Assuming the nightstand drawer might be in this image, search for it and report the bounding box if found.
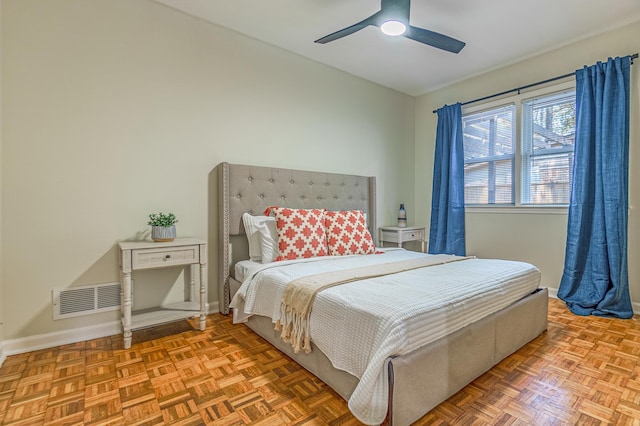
[381,228,424,243]
[404,229,424,241]
[131,245,200,270]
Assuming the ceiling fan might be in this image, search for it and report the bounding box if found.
[314,0,465,54]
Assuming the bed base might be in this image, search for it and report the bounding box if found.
[243,286,548,426]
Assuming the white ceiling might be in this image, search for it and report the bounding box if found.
[153,0,640,96]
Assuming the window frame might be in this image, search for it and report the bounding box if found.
[462,81,575,214]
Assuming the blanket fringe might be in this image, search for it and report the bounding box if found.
[275,303,312,353]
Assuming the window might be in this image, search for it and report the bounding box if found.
[462,84,576,207]
[521,92,575,204]
[463,105,515,204]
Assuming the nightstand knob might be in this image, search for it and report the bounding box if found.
[165,254,171,259]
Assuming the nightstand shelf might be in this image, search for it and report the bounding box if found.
[130,301,202,330]
[118,238,207,349]
[379,226,425,252]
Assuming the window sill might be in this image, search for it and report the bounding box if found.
[465,205,568,215]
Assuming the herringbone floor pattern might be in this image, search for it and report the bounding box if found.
[1,298,639,425]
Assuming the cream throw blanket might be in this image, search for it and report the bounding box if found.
[274,254,470,353]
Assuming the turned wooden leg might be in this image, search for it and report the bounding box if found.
[199,263,207,331]
[122,271,133,349]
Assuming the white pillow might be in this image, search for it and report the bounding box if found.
[257,220,278,263]
[242,213,277,263]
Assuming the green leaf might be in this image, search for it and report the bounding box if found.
[147,212,178,227]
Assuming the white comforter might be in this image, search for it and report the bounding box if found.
[230,248,540,425]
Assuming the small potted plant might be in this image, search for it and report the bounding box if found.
[148,212,178,242]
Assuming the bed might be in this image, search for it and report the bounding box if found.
[216,162,548,425]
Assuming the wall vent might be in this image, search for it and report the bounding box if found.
[53,282,121,320]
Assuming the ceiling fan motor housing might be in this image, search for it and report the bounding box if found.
[380,0,411,25]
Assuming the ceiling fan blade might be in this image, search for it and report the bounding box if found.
[315,12,381,44]
[405,26,465,53]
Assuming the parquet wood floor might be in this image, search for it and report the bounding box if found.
[1,297,640,425]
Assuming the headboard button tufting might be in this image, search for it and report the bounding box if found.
[269,178,274,183]
[248,176,253,181]
[290,180,295,184]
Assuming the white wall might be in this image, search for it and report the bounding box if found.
[1,0,414,342]
[415,21,640,301]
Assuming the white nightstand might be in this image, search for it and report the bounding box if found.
[118,238,207,349]
[379,226,425,252]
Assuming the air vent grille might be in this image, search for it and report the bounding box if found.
[60,288,95,315]
[53,282,121,320]
[97,284,121,309]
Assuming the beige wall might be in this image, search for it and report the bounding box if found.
[1,0,414,340]
[0,0,4,347]
[415,21,640,301]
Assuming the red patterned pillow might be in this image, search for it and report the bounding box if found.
[324,210,376,256]
[264,207,328,261]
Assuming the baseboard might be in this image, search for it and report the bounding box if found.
[0,301,220,367]
[0,342,5,368]
[2,320,122,360]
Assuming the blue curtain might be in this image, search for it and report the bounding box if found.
[558,56,633,318]
[428,103,466,256]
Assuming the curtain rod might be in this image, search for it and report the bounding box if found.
[432,53,639,114]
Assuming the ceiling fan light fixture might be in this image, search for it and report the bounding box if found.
[380,20,406,36]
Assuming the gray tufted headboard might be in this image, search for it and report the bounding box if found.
[217,162,376,314]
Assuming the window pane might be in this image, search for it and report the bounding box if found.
[528,153,573,204]
[463,105,514,160]
[464,159,513,204]
[464,162,488,204]
[522,91,575,205]
[463,105,515,204]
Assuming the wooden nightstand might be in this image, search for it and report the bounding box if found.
[118,238,207,349]
[379,226,425,252]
